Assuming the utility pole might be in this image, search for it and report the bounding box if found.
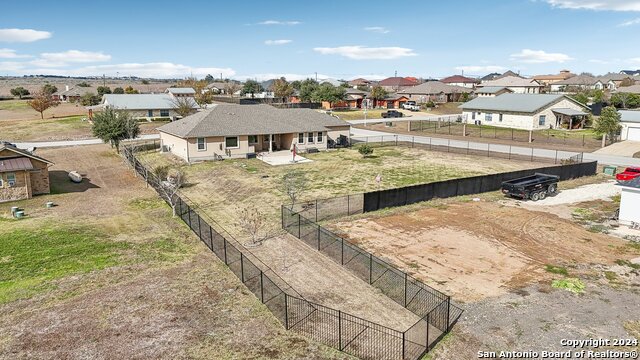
[394,70,397,77]
[315,72,317,81]
[102,74,106,86]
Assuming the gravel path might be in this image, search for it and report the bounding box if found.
[526,180,620,206]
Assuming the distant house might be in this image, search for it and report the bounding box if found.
[481,72,502,81]
[475,86,513,97]
[479,76,543,94]
[323,89,369,109]
[205,82,242,95]
[52,85,95,102]
[101,92,199,121]
[398,81,472,103]
[459,93,590,130]
[376,94,410,109]
[550,75,603,92]
[157,104,351,162]
[597,74,634,91]
[615,85,640,94]
[0,143,53,202]
[348,78,371,88]
[378,77,418,92]
[620,70,640,76]
[165,87,196,97]
[619,110,640,141]
[533,70,575,86]
[440,75,479,88]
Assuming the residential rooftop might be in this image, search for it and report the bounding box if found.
[398,81,470,95]
[102,94,198,110]
[459,93,584,113]
[620,110,640,123]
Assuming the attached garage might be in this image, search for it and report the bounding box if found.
[620,110,640,141]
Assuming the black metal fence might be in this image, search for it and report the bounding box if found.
[121,143,458,360]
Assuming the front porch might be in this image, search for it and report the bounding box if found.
[552,108,589,129]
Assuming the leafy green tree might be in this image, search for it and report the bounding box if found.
[369,85,388,107]
[591,89,605,103]
[571,92,589,105]
[92,107,140,150]
[272,77,294,102]
[593,106,622,142]
[311,83,346,109]
[204,74,214,83]
[358,144,374,158]
[291,80,302,90]
[113,87,125,94]
[10,87,29,99]
[76,81,91,87]
[611,93,640,109]
[97,86,112,96]
[242,80,262,98]
[124,86,139,94]
[80,93,101,106]
[43,84,58,95]
[298,78,319,102]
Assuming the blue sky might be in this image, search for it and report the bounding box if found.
[1,0,640,80]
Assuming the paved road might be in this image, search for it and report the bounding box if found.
[346,114,462,125]
[351,127,640,167]
[14,134,160,149]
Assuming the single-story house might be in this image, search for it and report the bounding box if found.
[532,70,575,86]
[475,86,513,97]
[323,89,369,109]
[398,81,472,103]
[618,177,640,227]
[597,73,635,91]
[101,93,199,121]
[550,75,603,92]
[166,87,196,97]
[440,75,479,89]
[157,104,351,162]
[459,93,590,130]
[0,143,53,202]
[619,110,640,141]
[615,85,640,94]
[378,77,419,92]
[52,86,96,102]
[479,76,543,94]
[376,94,410,109]
[348,78,371,88]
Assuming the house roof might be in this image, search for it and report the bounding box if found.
[320,78,343,87]
[166,87,196,94]
[102,94,198,110]
[552,108,587,116]
[481,72,502,81]
[379,77,418,87]
[345,88,369,96]
[480,76,542,88]
[496,70,523,79]
[620,110,640,123]
[597,73,632,82]
[533,70,575,81]
[398,81,471,95]
[53,87,96,97]
[0,157,34,173]
[157,104,349,138]
[554,75,600,86]
[206,82,229,89]
[459,93,587,113]
[620,70,640,76]
[440,75,478,84]
[615,85,640,94]
[475,86,512,94]
[348,78,370,86]
[0,143,54,166]
[383,93,409,100]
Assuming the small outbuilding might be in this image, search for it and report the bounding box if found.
[0,143,53,202]
[618,178,640,227]
[619,110,640,141]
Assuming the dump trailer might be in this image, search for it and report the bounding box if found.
[501,173,559,201]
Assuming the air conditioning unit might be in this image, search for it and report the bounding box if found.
[8,181,15,187]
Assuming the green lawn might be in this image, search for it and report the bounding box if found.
[0,99,30,111]
[332,109,396,121]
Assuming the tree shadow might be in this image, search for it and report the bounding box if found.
[49,170,100,194]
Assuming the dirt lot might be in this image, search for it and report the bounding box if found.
[0,145,346,359]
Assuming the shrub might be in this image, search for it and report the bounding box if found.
[545,264,568,276]
[551,278,585,293]
[358,144,374,157]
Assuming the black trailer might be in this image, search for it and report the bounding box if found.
[500,173,559,201]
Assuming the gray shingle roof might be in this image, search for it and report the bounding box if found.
[615,85,640,94]
[157,104,349,138]
[459,94,582,113]
[481,76,542,88]
[398,81,470,95]
[102,94,198,110]
[554,75,600,86]
[475,86,511,94]
[620,110,640,123]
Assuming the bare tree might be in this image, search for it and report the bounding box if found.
[235,206,272,247]
[153,165,186,216]
[28,88,59,119]
[224,82,241,98]
[280,170,307,210]
[171,96,196,118]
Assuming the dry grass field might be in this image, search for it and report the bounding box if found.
[0,145,348,359]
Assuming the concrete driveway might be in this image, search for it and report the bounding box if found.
[594,140,640,157]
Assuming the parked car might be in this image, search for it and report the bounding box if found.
[381,110,404,118]
[501,173,559,201]
[616,167,640,182]
[402,101,419,111]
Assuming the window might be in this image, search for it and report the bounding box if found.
[317,132,323,143]
[148,110,154,117]
[160,109,169,117]
[472,112,476,120]
[499,114,503,122]
[225,136,239,148]
[539,115,546,126]
[485,113,493,122]
[263,135,270,142]
[197,137,206,151]
[248,135,258,144]
[7,173,16,187]
[298,133,304,144]
[308,132,314,143]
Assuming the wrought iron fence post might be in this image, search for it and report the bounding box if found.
[209,225,213,250]
[369,253,373,284]
[315,199,318,222]
[341,238,344,265]
[402,332,406,359]
[240,253,245,282]
[197,214,202,239]
[284,294,289,330]
[447,139,450,152]
[347,194,350,216]
[260,271,264,303]
[223,238,228,264]
[530,147,534,162]
[555,150,558,164]
[429,137,432,150]
[404,272,408,307]
[188,206,192,228]
[338,310,343,350]
[317,225,321,250]
[426,312,431,352]
[298,214,301,239]
[446,296,451,331]
[412,136,415,148]
[487,143,490,157]
[508,145,511,160]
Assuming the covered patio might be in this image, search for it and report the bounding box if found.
[552,108,589,129]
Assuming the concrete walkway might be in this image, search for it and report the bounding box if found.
[14,134,160,149]
[257,150,311,165]
[594,140,640,157]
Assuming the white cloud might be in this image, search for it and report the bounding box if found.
[0,28,52,42]
[618,17,640,26]
[364,26,390,34]
[258,20,301,25]
[313,46,417,60]
[510,49,573,63]
[0,61,27,71]
[264,39,292,45]
[40,50,111,63]
[627,57,640,63]
[545,0,640,11]
[454,65,506,73]
[588,59,609,64]
[0,48,31,59]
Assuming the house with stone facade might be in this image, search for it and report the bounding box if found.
[0,143,53,202]
[101,90,199,121]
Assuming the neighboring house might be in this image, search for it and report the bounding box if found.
[378,77,418,92]
[533,70,575,86]
[440,75,479,88]
[52,85,96,102]
[475,86,513,97]
[597,73,634,91]
[619,110,640,141]
[157,104,351,162]
[459,93,590,130]
[323,89,369,109]
[550,75,603,92]
[0,143,53,202]
[620,70,640,76]
[479,76,543,94]
[481,70,523,83]
[376,94,410,109]
[348,78,371,88]
[206,82,242,95]
[320,78,344,87]
[398,81,472,103]
[101,93,199,121]
[165,87,196,97]
[618,177,640,227]
[615,85,640,94]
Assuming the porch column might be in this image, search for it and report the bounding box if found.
[269,134,273,153]
[569,117,573,130]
